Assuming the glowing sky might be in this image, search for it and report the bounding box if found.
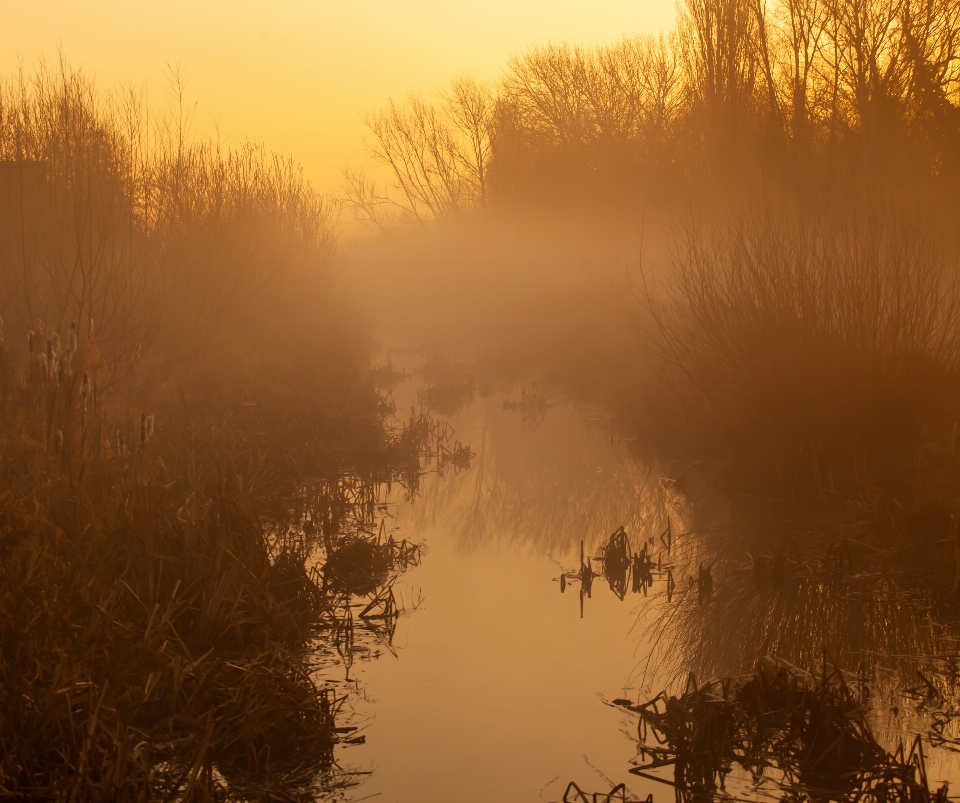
[0,1,675,193]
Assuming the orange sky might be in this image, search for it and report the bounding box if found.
[0,1,675,193]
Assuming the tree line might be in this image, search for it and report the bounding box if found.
[351,0,960,222]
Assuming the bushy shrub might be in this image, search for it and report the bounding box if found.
[640,205,960,503]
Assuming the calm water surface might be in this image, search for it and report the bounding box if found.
[316,382,667,802]
[311,370,960,802]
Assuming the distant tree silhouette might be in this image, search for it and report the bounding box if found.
[355,0,960,218]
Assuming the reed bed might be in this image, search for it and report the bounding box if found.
[0,334,433,800]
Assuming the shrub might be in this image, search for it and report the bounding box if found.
[640,205,960,503]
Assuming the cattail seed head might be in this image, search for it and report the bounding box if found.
[67,322,78,353]
[145,414,155,441]
[28,330,35,353]
[88,318,94,337]
[80,372,90,411]
[63,342,74,376]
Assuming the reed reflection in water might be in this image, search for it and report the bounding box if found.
[397,390,673,558]
[629,501,960,795]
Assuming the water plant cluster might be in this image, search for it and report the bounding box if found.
[0,61,440,802]
[625,657,950,802]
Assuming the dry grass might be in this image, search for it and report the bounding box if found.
[0,341,432,800]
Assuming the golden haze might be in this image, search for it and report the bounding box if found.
[0,0,675,192]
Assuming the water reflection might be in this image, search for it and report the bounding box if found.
[652,558,945,680]
[627,660,951,803]
[312,369,960,802]
[267,403,462,799]
[399,391,672,557]
[615,475,960,798]
[502,384,554,431]
[330,381,661,802]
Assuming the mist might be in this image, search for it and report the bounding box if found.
[2,1,960,800]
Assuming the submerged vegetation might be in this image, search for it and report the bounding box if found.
[626,658,951,802]
[567,506,960,799]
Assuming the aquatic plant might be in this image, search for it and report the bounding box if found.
[624,657,950,802]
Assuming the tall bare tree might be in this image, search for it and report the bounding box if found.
[350,82,495,224]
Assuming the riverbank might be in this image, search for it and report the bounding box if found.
[0,339,432,800]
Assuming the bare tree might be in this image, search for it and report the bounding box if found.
[775,0,828,153]
[440,78,495,208]
[0,59,159,380]
[0,58,336,373]
[350,83,495,225]
[347,1,960,210]
[680,0,760,123]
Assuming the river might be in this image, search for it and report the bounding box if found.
[310,364,960,803]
